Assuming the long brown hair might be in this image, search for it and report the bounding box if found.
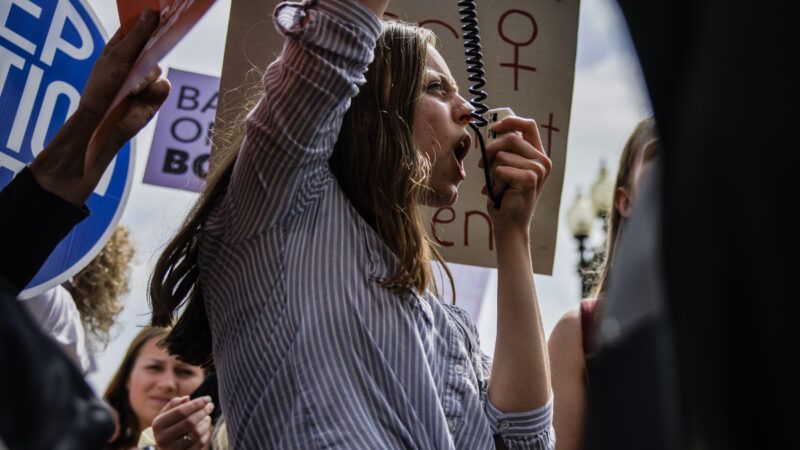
[593,117,657,298]
[103,327,168,450]
[150,21,453,366]
[330,21,452,295]
[149,76,259,366]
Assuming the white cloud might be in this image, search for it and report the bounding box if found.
[575,0,638,70]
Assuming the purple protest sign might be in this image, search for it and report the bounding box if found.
[143,68,219,192]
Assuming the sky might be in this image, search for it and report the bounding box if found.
[81,0,652,392]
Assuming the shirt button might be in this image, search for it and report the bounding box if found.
[454,365,464,375]
[499,420,511,431]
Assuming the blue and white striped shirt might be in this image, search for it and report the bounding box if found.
[199,1,554,448]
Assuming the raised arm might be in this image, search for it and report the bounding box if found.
[31,9,168,208]
[481,116,554,448]
[223,0,382,235]
[486,116,552,407]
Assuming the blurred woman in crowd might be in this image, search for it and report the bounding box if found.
[19,226,135,375]
[103,327,210,450]
[548,117,659,450]
[68,225,135,352]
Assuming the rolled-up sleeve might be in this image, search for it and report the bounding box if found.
[485,395,555,450]
[447,303,556,449]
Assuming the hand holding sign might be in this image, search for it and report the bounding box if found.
[85,0,218,174]
[30,10,170,207]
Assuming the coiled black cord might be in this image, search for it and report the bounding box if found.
[458,0,501,208]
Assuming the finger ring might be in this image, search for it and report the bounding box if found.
[182,434,193,442]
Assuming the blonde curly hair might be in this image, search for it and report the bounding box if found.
[68,225,135,351]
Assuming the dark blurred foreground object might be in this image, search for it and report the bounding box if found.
[0,10,167,448]
[0,278,115,449]
[584,165,683,449]
[0,168,88,293]
[0,169,114,448]
[585,1,790,449]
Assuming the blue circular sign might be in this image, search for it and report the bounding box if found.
[0,0,134,299]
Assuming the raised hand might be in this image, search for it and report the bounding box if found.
[30,9,169,206]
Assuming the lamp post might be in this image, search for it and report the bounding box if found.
[567,161,615,298]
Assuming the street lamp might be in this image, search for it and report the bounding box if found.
[567,160,615,298]
[591,161,614,224]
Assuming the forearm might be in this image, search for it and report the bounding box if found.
[489,227,551,412]
[0,167,88,293]
[225,0,382,234]
[250,0,381,161]
[29,108,103,207]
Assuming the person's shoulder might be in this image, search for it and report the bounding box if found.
[548,307,585,368]
[550,308,581,340]
[440,301,473,324]
[47,285,80,322]
[20,285,76,325]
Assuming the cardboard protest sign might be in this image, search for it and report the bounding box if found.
[85,0,217,173]
[143,68,218,192]
[214,0,580,275]
[117,0,161,34]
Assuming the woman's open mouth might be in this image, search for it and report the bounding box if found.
[453,134,472,179]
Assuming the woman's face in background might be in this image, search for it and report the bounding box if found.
[126,337,204,431]
[628,135,660,202]
[413,45,475,207]
[616,133,660,218]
